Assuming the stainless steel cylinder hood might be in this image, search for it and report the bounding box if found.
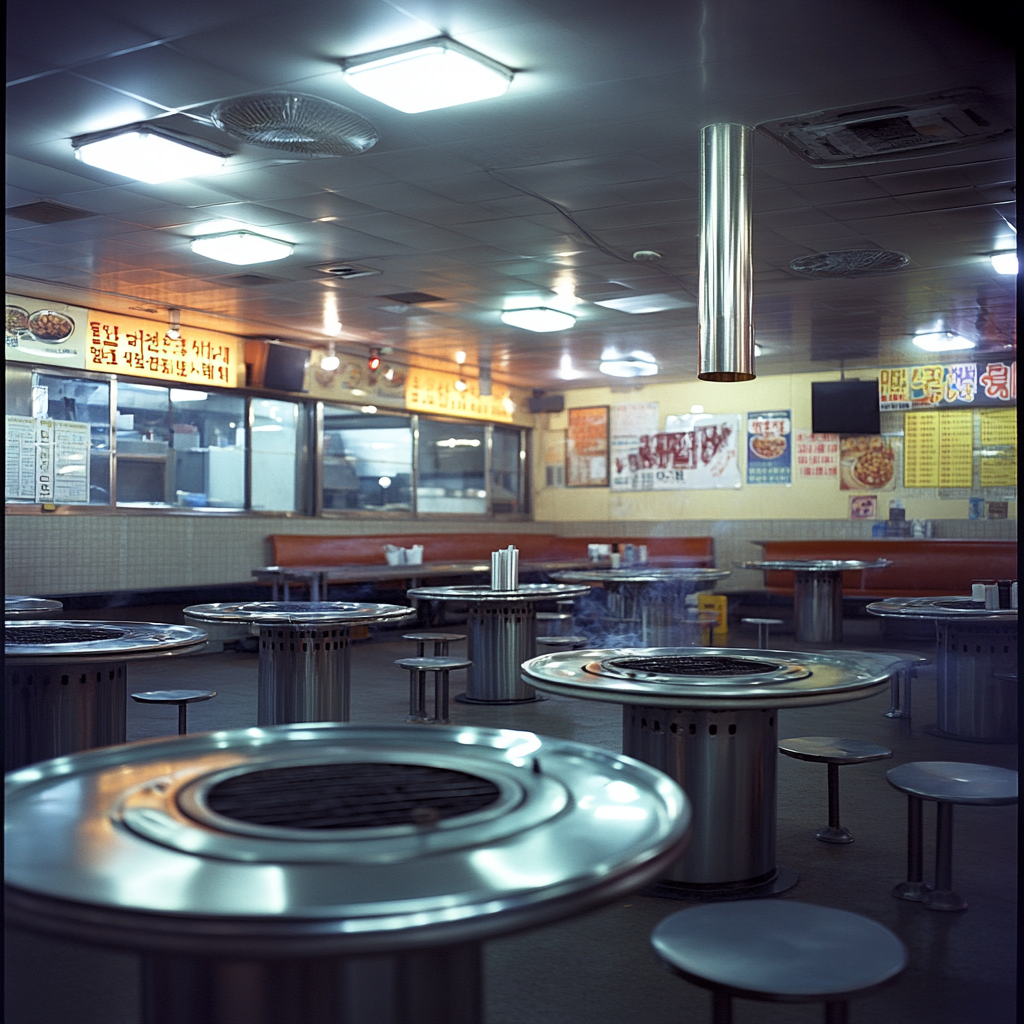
[698,123,755,382]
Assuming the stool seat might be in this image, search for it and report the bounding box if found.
[652,900,906,1008]
[741,617,785,626]
[395,657,470,724]
[130,689,217,705]
[537,635,588,649]
[401,633,466,644]
[780,737,893,765]
[741,617,784,649]
[394,656,472,671]
[887,761,1018,805]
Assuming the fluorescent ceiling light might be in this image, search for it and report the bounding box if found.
[594,293,693,314]
[500,307,576,332]
[912,332,976,352]
[190,231,293,265]
[342,37,513,113]
[990,252,1018,275]
[599,351,659,378]
[73,126,225,184]
[320,353,340,371]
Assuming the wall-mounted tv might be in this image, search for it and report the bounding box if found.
[811,379,880,435]
[263,343,309,393]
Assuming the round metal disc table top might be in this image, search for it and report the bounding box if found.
[5,596,63,618]
[521,647,898,710]
[550,568,731,585]
[739,559,892,573]
[4,620,208,664]
[183,600,414,625]
[866,596,1018,622]
[4,723,691,956]
[406,583,589,603]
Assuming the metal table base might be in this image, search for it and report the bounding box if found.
[258,624,353,725]
[460,601,541,704]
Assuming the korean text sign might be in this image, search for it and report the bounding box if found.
[879,360,1016,410]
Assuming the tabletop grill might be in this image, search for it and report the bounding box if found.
[6,625,126,645]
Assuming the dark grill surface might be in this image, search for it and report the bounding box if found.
[203,763,501,829]
[5,626,126,645]
[604,655,780,676]
[259,602,349,612]
[935,599,985,610]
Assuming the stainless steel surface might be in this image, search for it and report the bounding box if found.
[408,584,588,704]
[698,123,754,383]
[5,596,63,619]
[868,598,1018,742]
[5,723,692,951]
[185,602,414,726]
[743,559,891,644]
[523,647,892,890]
[5,620,208,662]
[552,568,731,585]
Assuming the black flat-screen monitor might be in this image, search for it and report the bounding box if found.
[264,343,309,392]
[811,379,880,435]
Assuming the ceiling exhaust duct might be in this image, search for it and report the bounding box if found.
[698,123,755,382]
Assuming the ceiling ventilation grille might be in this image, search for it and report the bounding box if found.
[6,201,97,223]
[788,249,910,277]
[759,89,1011,166]
[312,264,381,279]
[210,92,379,157]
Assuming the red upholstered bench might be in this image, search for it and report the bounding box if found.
[754,539,1016,599]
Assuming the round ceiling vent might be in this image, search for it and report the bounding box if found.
[210,92,379,156]
[788,249,910,277]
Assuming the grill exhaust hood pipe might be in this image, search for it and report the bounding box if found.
[698,123,755,382]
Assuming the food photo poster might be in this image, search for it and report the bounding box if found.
[746,410,791,485]
[839,435,897,492]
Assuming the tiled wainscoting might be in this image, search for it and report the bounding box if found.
[3,513,1016,596]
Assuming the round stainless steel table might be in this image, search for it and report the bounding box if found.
[867,597,1017,743]
[739,559,891,643]
[405,584,589,704]
[523,647,895,898]
[5,723,692,1024]
[550,568,731,646]
[3,620,208,771]
[184,601,413,726]
[5,596,63,619]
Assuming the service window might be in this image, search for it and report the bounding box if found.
[115,382,172,505]
[491,425,525,514]
[322,406,413,513]
[250,397,303,512]
[416,418,487,514]
[169,387,246,508]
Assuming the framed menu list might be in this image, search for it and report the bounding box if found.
[566,406,609,487]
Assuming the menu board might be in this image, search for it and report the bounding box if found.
[904,410,973,488]
[404,368,514,423]
[6,294,89,369]
[979,450,1017,487]
[5,416,37,500]
[979,408,1017,446]
[879,360,1016,410]
[566,407,609,487]
[4,415,90,503]
[793,431,839,478]
[85,311,241,387]
[746,410,791,485]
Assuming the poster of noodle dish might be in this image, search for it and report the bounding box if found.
[746,410,791,485]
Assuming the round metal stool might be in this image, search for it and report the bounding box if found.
[402,632,466,657]
[651,899,907,1024]
[395,656,471,723]
[779,737,893,843]
[131,689,217,735]
[887,761,1018,911]
[536,636,589,652]
[741,617,784,649]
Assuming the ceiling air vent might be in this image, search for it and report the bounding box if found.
[6,201,96,223]
[312,263,381,279]
[788,249,910,278]
[759,89,1011,166]
[210,92,379,157]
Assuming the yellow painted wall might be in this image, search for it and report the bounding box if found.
[533,370,1016,522]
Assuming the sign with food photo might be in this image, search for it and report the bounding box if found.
[839,435,897,491]
[5,294,88,369]
[746,410,791,485]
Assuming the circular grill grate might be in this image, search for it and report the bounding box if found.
[211,92,379,156]
[5,626,126,645]
[788,249,910,277]
[256,602,349,613]
[203,763,501,829]
[603,655,780,676]
[935,599,985,610]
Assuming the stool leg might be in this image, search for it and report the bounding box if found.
[416,641,426,657]
[905,667,915,720]
[892,795,934,901]
[757,623,768,648]
[816,763,853,844]
[408,669,428,722]
[435,669,451,724]
[884,669,903,717]
[824,1000,849,1024]
[924,803,967,912]
[177,704,187,736]
[711,990,732,1024]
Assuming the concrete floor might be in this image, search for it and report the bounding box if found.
[5,616,1018,1024]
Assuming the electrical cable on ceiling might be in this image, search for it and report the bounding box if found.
[484,168,695,295]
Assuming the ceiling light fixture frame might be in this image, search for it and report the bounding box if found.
[71,122,230,182]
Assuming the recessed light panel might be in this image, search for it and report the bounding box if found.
[501,308,575,332]
[190,231,293,265]
[912,332,975,353]
[990,253,1018,275]
[599,352,659,377]
[342,37,513,113]
[73,128,225,183]
[594,293,694,314]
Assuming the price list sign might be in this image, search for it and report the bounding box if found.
[793,431,839,478]
[903,412,938,487]
[904,410,973,488]
[937,411,973,487]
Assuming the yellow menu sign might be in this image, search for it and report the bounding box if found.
[904,410,973,488]
[404,368,514,423]
[980,408,1016,446]
[85,311,241,387]
[937,410,973,487]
